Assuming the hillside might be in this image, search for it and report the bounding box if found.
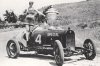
[55,0,96,25]
[40,0,98,28]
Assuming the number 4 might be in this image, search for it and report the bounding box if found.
[35,34,41,44]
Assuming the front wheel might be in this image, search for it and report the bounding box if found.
[83,39,96,60]
[6,40,20,58]
[54,40,64,66]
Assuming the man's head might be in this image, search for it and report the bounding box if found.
[29,1,34,7]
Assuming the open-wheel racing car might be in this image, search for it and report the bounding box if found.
[6,25,96,66]
[6,6,96,66]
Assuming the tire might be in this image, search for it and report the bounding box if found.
[83,39,96,60]
[54,40,64,66]
[6,40,20,58]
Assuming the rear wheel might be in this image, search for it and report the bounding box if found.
[6,40,20,58]
[83,39,96,60]
[54,40,64,66]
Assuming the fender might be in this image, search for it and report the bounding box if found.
[12,31,27,47]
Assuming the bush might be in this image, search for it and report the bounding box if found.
[76,23,88,29]
[89,22,100,28]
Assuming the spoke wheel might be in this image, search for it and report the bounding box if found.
[83,39,96,60]
[6,40,20,58]
[54,40,64,66]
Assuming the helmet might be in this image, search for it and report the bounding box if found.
[46,7,59,14]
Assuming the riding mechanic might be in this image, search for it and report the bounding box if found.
[23,2,60,43]
[23,1,45,42]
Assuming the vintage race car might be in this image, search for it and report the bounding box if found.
[6,25,96,66]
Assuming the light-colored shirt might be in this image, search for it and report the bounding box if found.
[27,7,37,14]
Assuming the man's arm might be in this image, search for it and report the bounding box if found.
[35,9,45,17]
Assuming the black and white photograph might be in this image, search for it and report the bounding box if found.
[0,0,100,66]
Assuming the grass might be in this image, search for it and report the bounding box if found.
[40,0,96,27]
[56,1,95,23]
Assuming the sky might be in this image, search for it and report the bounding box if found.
[0,0,86,19]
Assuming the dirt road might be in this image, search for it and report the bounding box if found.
[0,29,100,66]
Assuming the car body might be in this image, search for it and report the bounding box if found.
[6,25,96,66]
